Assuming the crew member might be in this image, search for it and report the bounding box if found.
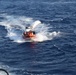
[23,27,35,38]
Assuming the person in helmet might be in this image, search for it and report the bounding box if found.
[26,27,31,32]
[23,27,36,38]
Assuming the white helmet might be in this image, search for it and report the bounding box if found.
[26,27,31,32]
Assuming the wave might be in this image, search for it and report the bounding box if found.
[41,1,76,5]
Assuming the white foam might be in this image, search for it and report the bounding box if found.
[0,14,61,43]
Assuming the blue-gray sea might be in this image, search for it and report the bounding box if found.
[0,0,76,75]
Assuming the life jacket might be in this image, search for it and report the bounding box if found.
[24,31,35,38]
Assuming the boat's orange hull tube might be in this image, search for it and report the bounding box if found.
[23,32,35,40]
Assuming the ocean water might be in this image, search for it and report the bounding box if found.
[0,0,76,75]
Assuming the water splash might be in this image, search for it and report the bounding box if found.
[0,14,61,43]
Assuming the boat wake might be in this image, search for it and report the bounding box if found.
[0,14,61,43]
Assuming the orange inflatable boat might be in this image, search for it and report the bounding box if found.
[23,31,36,40]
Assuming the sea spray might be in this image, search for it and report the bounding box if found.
[0,14,61,43]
